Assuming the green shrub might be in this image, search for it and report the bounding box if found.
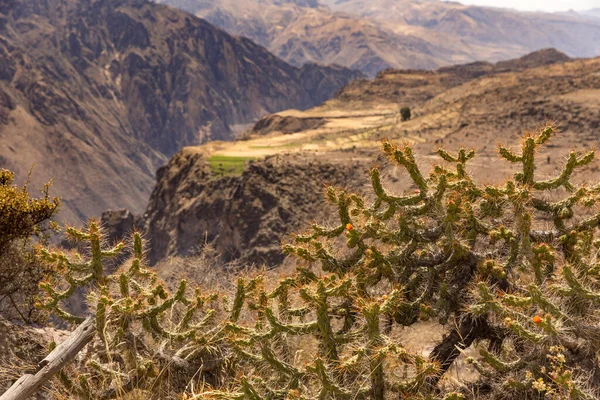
[0,169,59,252]
[400,106,411,121]
[0,169,59,323]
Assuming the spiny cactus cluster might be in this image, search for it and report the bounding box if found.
[37,125,600,399]
[38,223,225,398]
[284,126,600,398]
[204,270,437,399]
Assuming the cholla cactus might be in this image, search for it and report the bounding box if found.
[202,272,435,400]
[283,125,600,398]
[38,222,226,397]
[33,125,600,399]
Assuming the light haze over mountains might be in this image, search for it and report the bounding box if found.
[159,0,600,76]
[456,0,598,12]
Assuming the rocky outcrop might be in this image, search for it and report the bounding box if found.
[100,209,143,243]
[0,0,362,221]
[144,149,367,266]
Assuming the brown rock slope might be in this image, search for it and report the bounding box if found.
[143,51,600,267]
[144,149,367,265]
[0,0,362,221]
[405,58,600,155]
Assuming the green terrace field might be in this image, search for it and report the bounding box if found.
[207,155,256,176]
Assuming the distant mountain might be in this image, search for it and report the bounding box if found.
[159,0,455,76]
[0,0,362,221]
[159,0,600,76]
[581,8,600,19]
[324,0,600,58]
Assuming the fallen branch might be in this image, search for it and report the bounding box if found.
[0,317,95,400]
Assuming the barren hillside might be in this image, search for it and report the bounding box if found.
[0,0,362,221]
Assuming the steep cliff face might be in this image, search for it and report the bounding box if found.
[143,148,366,265]
[158,0,450,77]
[0,0,362,221]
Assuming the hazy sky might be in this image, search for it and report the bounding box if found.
[454,0,598,12]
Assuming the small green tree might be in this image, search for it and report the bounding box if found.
[0,169,59,252]
[400,106,411,121]
[0,169,59,322]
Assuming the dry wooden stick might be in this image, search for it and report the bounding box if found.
[0,317,95,400]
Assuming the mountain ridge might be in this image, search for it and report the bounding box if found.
[159,0,600,76]
[582,8,600,18]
